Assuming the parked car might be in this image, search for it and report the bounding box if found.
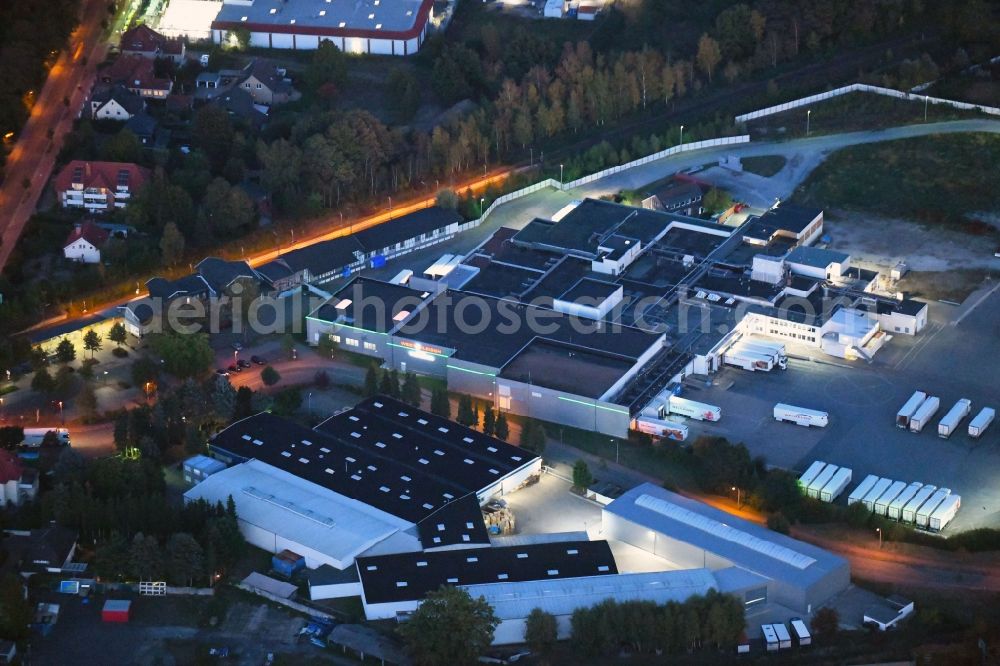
[227,364,241,373]
[237,359,251,369]
[251,355,266,365]
[215,368,229,377]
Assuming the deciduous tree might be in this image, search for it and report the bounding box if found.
[398,586,499,666]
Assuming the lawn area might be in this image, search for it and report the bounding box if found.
[793,133,1000,231]
[740,155,787,177]
[746,92,991,140]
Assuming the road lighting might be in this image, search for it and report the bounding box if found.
[806,109,811,136]
[308,392,313,414]
[559,163,564,184]
[679,124,684,145]
[103,370,108,385]
[924,95,929,123]
[731,485,742,508]
[57,400,64,424]
[876,527,882,549]
[479,197,485,218]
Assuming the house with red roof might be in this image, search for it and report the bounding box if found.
[64,221,111,264]
[53,160,150,214]
[101,54,173,99]
[120,24,186,63]
[0,450,37,506]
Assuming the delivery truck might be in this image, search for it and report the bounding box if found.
[807,465,838,499]
[634,416,689,442]
[874,480,907,516]
[968,407,995,438]
[862,477,894,511]
[887,482,923,521]
[790,619,812,647]
[848,474,880,505]
[909,396,940,433]
[937,399,972,438]
[915,488,952,528]
[820,467,852,502]
[761,625,779,652]
[21,427,71,448]
[723,346,775,372]
[896,391,927,428]
[901,485,937,523]
[774,403,829,428]
[667,396,721,422]
[928,494,961,531]
[798,461,828,492]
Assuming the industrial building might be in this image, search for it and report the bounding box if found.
[184,396,541,574]
[603,484,850,613]
[211,0,434,56]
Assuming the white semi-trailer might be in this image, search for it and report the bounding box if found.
[937,399,972,438]
[762,625,779,652]
[723,347,775,372]
[896,391,927,428]
[915,488,952,528]
[887,482,923,521]
[862,477,894,511]
[634,416,689,442]
[909,396,940,433]
[774,403,829,428]
[21,427,71,448]
[739,341,788,370]
[968,407,995,438]
[798,461,828,492]
[772,622,792,649]
[901,485,937,523]
[820,467,852,502]
[790,619,812,647]
[874,480,907,516]
[807,465,839,499]
[848,475,880,505]
[667,396,722,422]
[928,494,961,531]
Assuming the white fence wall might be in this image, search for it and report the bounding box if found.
[735,83,1000,123]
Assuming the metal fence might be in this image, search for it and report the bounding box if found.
[734,83,1000,123]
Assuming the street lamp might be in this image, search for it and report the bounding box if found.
[103,370,108,385]
[57,400,64,424]
[731,486,742,508]
[806,109,811,136]
[559,163,564,184]
[679,124,684,145]
[479,197,485,218]
[924,95,929,122]
[611,438,619,464]
[308,392,313,414]
[876,527,882,549]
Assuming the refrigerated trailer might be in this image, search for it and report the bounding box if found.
[887,482,923,521]
[790,619,812,646]
[666,396,721,422]
[896,391,927,428]
[634,416,689,441]
[807,465,839,499]
[21,427,71,448]
[762,625,779,652]
[739,341,788,370]
[874,480,908,516]
[901,485,937,523]
[915,488,952,528]
[928,494,961,531]
[774,403,829,428]
[798,461,828,492]
[909,396,940,433]
[820,467,852,502]
[848,475,880,505]
[938,399,972,438]
[723,347,775,372]
[772,622,792,649]
[968,407,995,438]
[862,477,894,511]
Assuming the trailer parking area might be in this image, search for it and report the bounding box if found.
[682,289,1000,532]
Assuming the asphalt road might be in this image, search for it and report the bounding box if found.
[0,0,109,272]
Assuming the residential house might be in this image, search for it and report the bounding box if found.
[641,179,704,216]
[238,60,299,106]
[211,88,268,129]
[101,54,172,99]
[0,450,38,506]
[120,24,186,63]
[1,524,78,577]
[53,160,150,213]
[89,84,145,121]
[124,112,158,145]
[0,640,15,664]
[63,221,111,264]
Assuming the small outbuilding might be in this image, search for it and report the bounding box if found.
[101,599,131,623]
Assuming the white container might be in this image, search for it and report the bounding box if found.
[667,396,721,422]
[938,399,972,438]
[915,488,952,528]
[848,475,880,505]
[761,624,779,652]
[772,622,792,649]
[873,480,907,516]
[901,485,937,523]
[968,407,995,438]
[799,461,828,491]
[896,391,927,428]
[740,341,787,369]
[790,619,811,646]
[774,403,829,427]
[862,478,893,511]
[820,467,852,502]
[909,396,940,432]
[928,494,961,531]
[887,482,923,521]
[723,347,775,372]
[807,465,838,499]
[634,416,689,442]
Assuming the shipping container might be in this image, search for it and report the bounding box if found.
[774,403,829,428]
[862,478,894,511]
[761,624,779,652]
[887,482,923,521]
[968,407,995,438]
[790,619,812,646]
[848,475,880,505]
[928,494,961,531]
[667,396,722,422]
[937,399,972,438]
[909,396,940,432]
[102,599,131,623]
[820,467,852,502]
[901,485,937,523]
[873,480,908,516]
[798,461,828,492]
[772,622,792,649]
[896,391,927,428]
[807,465,839,499]
[915,488,952,528]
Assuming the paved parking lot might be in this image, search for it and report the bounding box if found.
[680,290,1000,532]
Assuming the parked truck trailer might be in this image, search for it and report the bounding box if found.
[739,341,788,370]
[723,346,775,372]
[968,407,995,438]
[790,619,812,647]
[937,399,972,438]
[21,427,71,448]
[772,622,792,649]
[896,391,927,428]
[820,467,852,502]
[909,396,940,433]
[915,488,952,528]
[798,461,828,492]
[761,625,779,652]
[862,477,894,511]
[667,396,721,422]
[928,494,961,531]
[774,403,829,428]
[901,485,937,523]
[634,416,689,442]
[873,480,907,516]
[807,465,839,499]
[887,482,923,521]
[848,475,880,505]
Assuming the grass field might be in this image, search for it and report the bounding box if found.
[740,155,787,177]
[794,133,1000,232]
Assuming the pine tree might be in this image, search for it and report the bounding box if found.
[389,369,402,398]
[378,368,394,395]
[364,364,379,397]
[402,372,421,407]
[457,395,475,426]
[494,412,509,441]
[430,387,450,419]
[482,406,496,436]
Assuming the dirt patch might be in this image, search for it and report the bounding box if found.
[897,269,989,302]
